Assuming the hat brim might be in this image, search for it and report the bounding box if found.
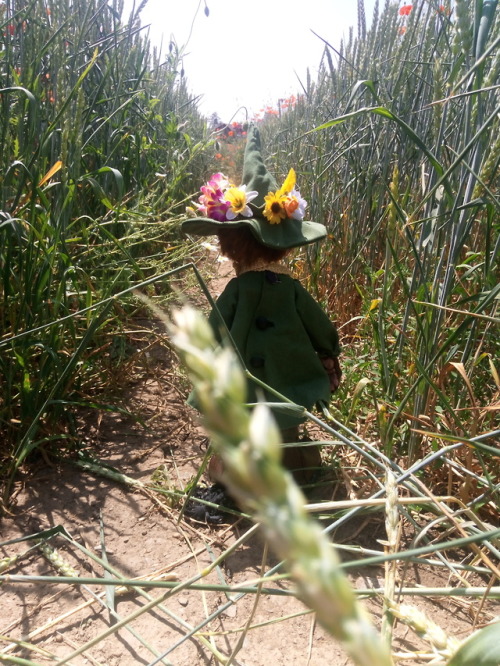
[181,216,327,250]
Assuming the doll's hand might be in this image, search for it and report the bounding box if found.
[321,357,342,392]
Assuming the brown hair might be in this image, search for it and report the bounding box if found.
[217,227,288,269]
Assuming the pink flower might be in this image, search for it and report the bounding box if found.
[196,173,231,221]
[209,173,230,190]
[206,198,231,221]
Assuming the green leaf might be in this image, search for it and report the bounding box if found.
[96,166,125,201]
[448,622,500,666]
[99,511,116,623]
[308,106,453,201]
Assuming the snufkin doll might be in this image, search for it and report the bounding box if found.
[182,126,341,488]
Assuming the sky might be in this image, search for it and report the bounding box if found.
[122,0,377,122]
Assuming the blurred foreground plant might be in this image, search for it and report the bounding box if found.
[169,304,393,666]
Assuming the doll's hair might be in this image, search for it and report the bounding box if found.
[217,227,288,268]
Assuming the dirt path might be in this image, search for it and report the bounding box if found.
[0,252,495,665]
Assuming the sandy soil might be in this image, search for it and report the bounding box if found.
[1,255,496,665]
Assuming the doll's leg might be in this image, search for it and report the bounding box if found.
[207,451,225,482]
[281,427,321,485]
[207,428,321,486]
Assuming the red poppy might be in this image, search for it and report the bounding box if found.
[4,23,15,36]
[228,130,234,136]
[399,4,412,15]
[215,153,222,159]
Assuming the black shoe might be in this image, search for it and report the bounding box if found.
[184,483,239,524]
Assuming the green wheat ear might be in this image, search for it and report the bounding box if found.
[170,304,393,666]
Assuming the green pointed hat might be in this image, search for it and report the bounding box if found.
[181,126,326,250]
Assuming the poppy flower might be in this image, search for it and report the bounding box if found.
[399,4,412,15]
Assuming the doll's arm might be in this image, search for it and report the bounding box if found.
[320,356,342,392]
[294,281,341,357]
[293,281,342,391]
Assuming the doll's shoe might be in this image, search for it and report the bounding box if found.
[184,483,239,524]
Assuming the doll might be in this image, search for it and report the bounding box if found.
[182,126,341,487]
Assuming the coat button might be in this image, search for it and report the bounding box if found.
[250,356,265,368]
[255,316,274,330]
[265,270,281,284]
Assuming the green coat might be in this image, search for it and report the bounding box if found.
[208,269,340,428]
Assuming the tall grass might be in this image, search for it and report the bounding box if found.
[0,0,212,494]
[261,0,499,462]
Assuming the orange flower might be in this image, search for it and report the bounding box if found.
[284,198,299,217]
[399,4,412,15]
[215,153,222,159]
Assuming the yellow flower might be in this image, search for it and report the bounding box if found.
[263,191,287,224]
[278,168,296,196]
[225,185,258,220]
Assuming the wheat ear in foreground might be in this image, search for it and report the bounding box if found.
[169,305,393,666]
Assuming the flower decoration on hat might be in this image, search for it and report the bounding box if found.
[263,168,307,225]
[225,185,258,220]
[196,172,231,221]
[263,191,288,224]
[182,125,325,250]
[192,166,307,226]
[193,173,258,221]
